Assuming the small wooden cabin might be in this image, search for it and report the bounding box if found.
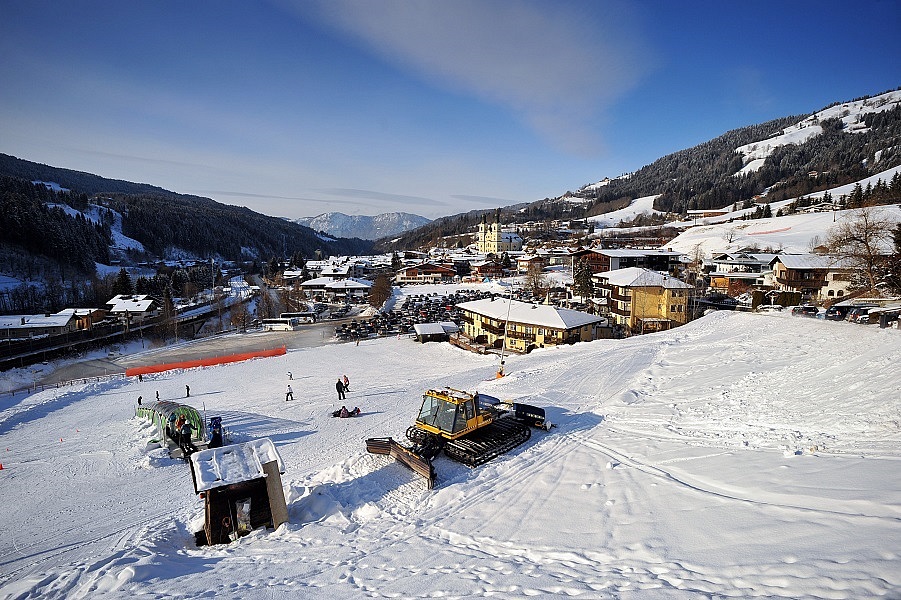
[189,438,288,546]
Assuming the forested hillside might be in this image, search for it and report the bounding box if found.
[0,156,374,272]
[381,89,901,251]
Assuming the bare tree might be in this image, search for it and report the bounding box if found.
[825,207,895,292]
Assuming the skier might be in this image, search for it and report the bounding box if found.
[286,384,294,401]
[186,384,190,397]
[179,419,197,455]
[287,371,293,380]
[336,378,345,401]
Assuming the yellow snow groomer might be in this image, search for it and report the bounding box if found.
[366,387,551,488]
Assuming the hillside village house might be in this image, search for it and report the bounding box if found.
[707,252,777,295]
[55,308,107,331]
[593,267,693,335]
[395,262,458,285]
[105,294,159,323]
[570,248,685,276]
[0,312,78,340]
[769,255,854,302]
[470,260,505,279]
[516,254,547,274]
[456,297,608,353]
[300,277,372,302]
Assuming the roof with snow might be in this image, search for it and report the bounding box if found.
[596,267,693,289]
[456,298,605,330]
[107,295,157,314]
[325,278,372,290]
[769,254,848,269]
[0,313,75,329]
[190,438,284,493]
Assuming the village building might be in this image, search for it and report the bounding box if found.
[706,252,777,295]
[0,312,78,339]
[570,248,684,276]
[105,294,160,323]
[769,254,854,302]
[54,308,108,331]
[593,267,693,335]
[395,262,458,285]
[456,297,608,353]
[478,209,523,254]
[300,277,372,302]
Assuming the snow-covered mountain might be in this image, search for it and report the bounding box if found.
[295,212,431,240]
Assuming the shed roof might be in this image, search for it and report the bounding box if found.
[190,438,284,493]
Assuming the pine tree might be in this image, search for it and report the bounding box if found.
[113,268,134,296]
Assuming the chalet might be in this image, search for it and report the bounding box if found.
[105,295,160,323]
[593,267,693,335]
[395,262,458,285]
[300,277,372,302]
[470,260,505,279]
[707,252,777,295]
[456,297,608,353]
[771,254,830,298]
[54,308,108,331]
[570,248,685,276]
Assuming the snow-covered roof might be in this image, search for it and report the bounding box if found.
[0,313,75,329]
[108,298,157,314]
[456,298,605,330]
[190,438,284,493]
[413,323,448,336]
[770,254,847,270]
[596,267,693,289]
[325,277,372,290]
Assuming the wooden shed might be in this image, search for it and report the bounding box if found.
[189,438,288,546]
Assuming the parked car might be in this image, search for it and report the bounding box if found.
[845,306,879,323]
[791,305,819,317]
[823,306,852,321]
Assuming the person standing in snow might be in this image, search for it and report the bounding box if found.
[179,420,196,455]
[336,378,346,401]
[287,371,293,380]
[286,384,294,401]
[186,384,190,397]
[167,412,178,441]
[342,374,350,392]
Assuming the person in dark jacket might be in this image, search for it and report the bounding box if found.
[179,420,197,455]
[208,425,223,448]
[336,378,346,400]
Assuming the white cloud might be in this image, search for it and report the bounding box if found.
[294,0,652,156]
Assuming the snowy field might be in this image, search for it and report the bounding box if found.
[1,303,900,598]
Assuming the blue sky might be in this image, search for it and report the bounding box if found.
[1,1,899,221]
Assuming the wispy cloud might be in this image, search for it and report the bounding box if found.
[320,188,444,206]
[294,0,652,156]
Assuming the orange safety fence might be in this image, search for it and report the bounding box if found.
[125,346,286,377]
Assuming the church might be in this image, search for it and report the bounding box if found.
[477,208,523,254]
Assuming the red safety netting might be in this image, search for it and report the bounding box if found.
[125,345,286,377]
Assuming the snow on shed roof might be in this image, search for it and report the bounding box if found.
[456,298,604,330]
[190,438,284,493]
[596,267,693,289]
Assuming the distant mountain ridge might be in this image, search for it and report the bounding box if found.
[295,212,431,240]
